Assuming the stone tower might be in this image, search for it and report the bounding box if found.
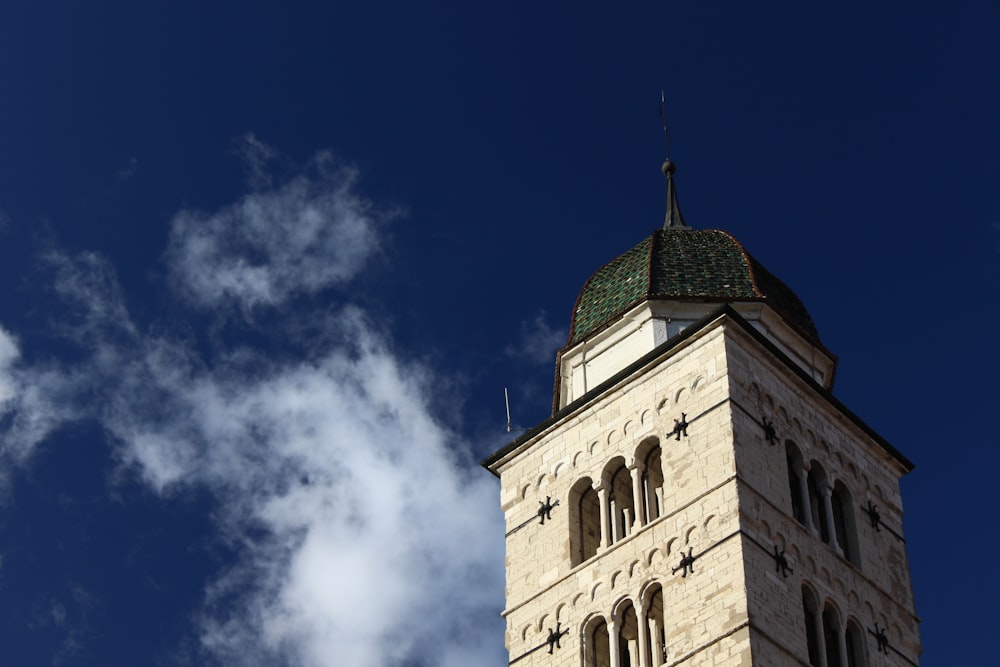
[482,159,921,666]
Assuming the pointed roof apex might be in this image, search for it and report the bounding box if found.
[661,158,690,230]
[659,91,690,230]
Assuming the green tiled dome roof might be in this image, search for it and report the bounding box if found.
[567,229,819,344]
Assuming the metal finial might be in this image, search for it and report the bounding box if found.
[659,91,690,230]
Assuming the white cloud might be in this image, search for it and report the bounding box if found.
[0,326,19,408]
[505,310,566,365]
[167,148,390,311]
[100,308,506,667]
[0,151,506,667]
[0,325,86,467]
[233,132,278,190]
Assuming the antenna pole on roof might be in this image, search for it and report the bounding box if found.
[659,90,671,161]
[505,387,512,433]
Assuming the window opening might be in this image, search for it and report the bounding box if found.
[618,601,639,667]
[645,584,667,666]
[832,481,860,567]
[585,617,611,667]
[604,458,635,545]
[807,465,830,543]
[845,620,865,667]
[786,442,805,524]
[802,587,822,666]
[823,605,842,667]
[569,478,601,565]
[642,443,664,523]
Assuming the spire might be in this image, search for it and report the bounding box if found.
[659,91,690,230]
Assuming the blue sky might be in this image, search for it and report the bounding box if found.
[0,1,997,665]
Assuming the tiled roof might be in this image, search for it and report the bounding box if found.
[568,229,819,344]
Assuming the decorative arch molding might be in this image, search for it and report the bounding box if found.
[536,613,549,633]
[646,547,662,566]
[665,537,678,556]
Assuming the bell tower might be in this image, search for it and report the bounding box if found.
[482,155,921,666]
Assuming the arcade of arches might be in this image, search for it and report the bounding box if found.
[583,584,667,667]
[569,438,664,567]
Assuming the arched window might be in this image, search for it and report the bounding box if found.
[604,458,635,545]
[569,477,601,565]
[617,600,639,667]
[823,604,843,667]
[786,441,806,525]
[802,587,822,666]
[583,616,611,667]
[832,481,860,567]
[807,463,830,543]
[845,619,866,667]
[644,583,667,666]
[637,439,664,523]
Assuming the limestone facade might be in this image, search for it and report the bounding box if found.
[485,309,920,666]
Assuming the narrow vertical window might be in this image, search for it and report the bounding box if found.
[569,477,600,565]
[823,604,843,667]
[603,458,635,545]
[802,587,822,666]
[584,616,611,667]
[639,439,664,522]
[807,464,830,543]
[832,481,860,567]
[845,620,865,667]
[618,601,639,667]
[786,442,805,524]
[645,584,667,666]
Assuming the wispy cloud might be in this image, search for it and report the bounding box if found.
[115,157,138,182]
[0,325,87,470]
[0,327,18,408]
[505,310,565,365]
[167,149,392,312]
[0,141,505,666]
[233,133,278,190]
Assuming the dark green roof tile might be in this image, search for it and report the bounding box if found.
[567,229,819,344]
